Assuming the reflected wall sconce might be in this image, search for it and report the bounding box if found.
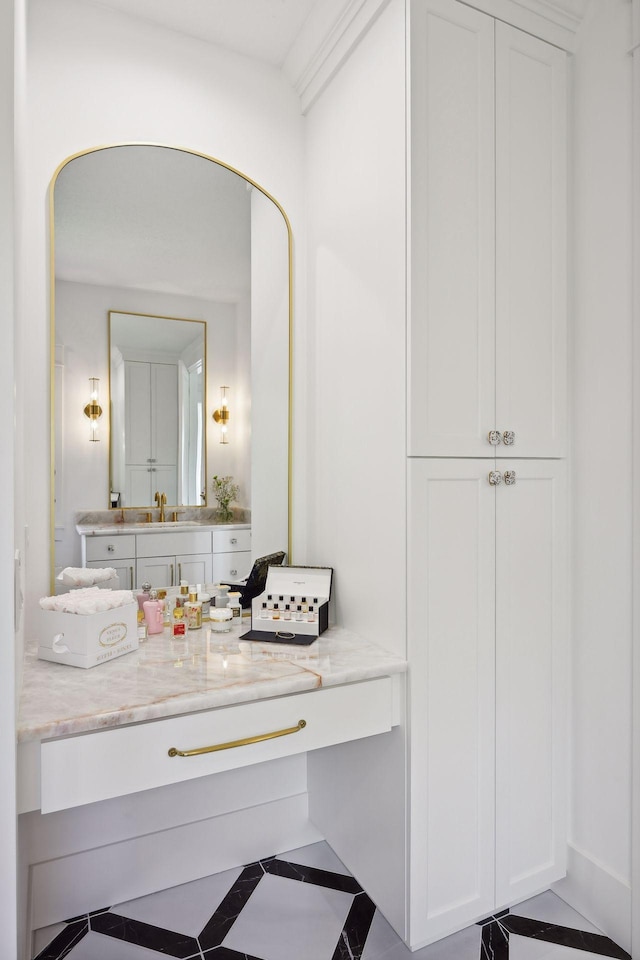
[213,385,230,444]
[84,377,103,442]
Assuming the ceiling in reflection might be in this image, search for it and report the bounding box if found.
[54,146,251,301]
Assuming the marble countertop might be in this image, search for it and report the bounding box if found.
[17,625,407,743]
[76,521,251,536]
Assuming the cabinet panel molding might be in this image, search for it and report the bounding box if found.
[495,24,567,458]
[408,459,496,941]
[409,0,496,457]
[494,458,568,903]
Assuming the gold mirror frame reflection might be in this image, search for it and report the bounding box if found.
[49,142,294,593]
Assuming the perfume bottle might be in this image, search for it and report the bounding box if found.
[185,588,202,630]
[143,589,164,635]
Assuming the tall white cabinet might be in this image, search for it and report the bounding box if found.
[407,0,568,947]
[124,360,179,505]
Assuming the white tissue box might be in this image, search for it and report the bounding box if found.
[38,602,138,669]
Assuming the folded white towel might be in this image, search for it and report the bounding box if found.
[39,587,135,615]
[59,567,118,587]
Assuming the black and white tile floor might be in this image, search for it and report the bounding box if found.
[32,842,631,960]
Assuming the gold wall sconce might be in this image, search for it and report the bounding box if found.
[84,377,103,442]
[213,385,230,444]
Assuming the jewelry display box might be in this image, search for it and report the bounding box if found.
[37,601,138,668]
[242,565,333,645]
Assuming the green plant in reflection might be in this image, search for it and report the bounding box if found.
[212,475,239,523]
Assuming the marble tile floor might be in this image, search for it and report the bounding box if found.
[32,842,631,960]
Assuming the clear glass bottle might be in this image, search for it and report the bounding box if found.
[185,589,202,630]
[173,605,186,637]
[137,608,147,642]
[227,591,242,623]
[199,591,211,620]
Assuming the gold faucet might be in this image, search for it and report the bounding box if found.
[154,491,167,522]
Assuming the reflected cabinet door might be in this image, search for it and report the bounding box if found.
[136,556,176,590]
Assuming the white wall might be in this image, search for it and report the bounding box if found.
[304,0,406,655]
[53,280,248,571]
[552,0,634,949]
[21,0,305,626]
[1,0,19,951]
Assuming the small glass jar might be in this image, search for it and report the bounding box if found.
[210,606,233,633]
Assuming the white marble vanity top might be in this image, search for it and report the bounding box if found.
[17,626,407,743]
[76,521,251,536]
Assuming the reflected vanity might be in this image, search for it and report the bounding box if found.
[50,144,291,589]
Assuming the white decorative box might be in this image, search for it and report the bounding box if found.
[38,602,138,669]
[245,566,333,644]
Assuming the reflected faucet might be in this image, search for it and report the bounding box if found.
[154,491,167,522]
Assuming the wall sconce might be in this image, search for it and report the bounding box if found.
[84,377,103,442]
[212,385,230,444]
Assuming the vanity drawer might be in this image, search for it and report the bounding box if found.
[40,677,393,812]
[136,530,212,558]
[212,551,252,582]
[85,535,136,562]
[213,529,251,553]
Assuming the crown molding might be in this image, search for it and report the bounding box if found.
[284,0,588,111]
[283,0,392,113]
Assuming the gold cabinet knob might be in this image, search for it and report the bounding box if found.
[502,430,515,445]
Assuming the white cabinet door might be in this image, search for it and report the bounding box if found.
[495,25,567,458]
[176,553,212,587]
[494,459,567,905]
[124,362,151,464]
[86,558,134,591]
[408,459,496,944]
[212,551,252,583]
[152,363,179,467]
[409,0,567,459]
[408,458,567,943]
[136,556,176,591]
[409,0,495,457]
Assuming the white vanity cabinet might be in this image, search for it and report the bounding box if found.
[85,534,136,590]
[211,528,252,582]
[407,458,567,944]
[136,530,214,588]
[81,525,251,590]
[408,0,567,459]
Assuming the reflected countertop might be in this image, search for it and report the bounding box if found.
[76,521,252,536]
[17,625,407,743]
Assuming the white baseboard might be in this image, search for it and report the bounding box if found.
[29,792,322,933]
[551,842,631,953]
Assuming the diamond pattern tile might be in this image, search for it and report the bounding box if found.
[32,845,630,960]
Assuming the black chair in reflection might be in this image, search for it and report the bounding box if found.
[227,551,286,608]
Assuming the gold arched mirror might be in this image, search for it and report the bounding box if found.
[50,144,292,588]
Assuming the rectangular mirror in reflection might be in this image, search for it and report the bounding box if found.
[109,311,206,509]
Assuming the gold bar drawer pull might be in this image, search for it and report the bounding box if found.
[168,719,307,758]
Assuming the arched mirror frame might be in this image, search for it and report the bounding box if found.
[48,142,293,592]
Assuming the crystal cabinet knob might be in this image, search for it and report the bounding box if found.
[502,430,515,446]
[504,470,517,486]
[488,431,502,445]
[488,471,503,486]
